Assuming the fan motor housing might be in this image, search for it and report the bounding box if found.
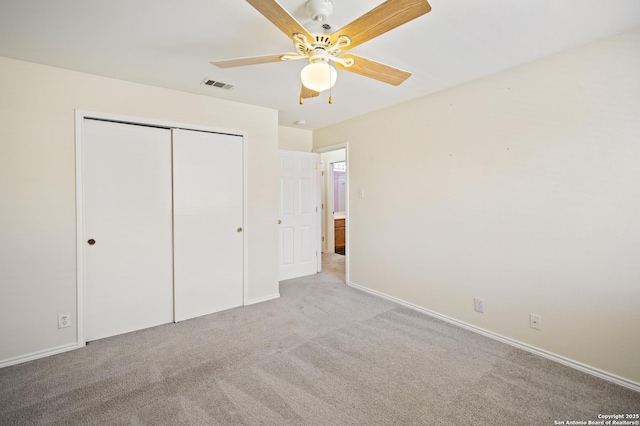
[305,0,333,22]
[305,20,334,35]
[295,20,336,56]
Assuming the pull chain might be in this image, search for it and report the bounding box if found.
[328,65,333,104]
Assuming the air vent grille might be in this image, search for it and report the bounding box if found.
[202,78,233,90]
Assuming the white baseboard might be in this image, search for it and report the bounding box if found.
[245,292,280,306]
[0,343,79,369]
[347,280,640,393]
[0,294,282,368]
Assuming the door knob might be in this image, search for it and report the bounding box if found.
[87,239,96,245]
[278,219,282,224]
[237,227,243,232]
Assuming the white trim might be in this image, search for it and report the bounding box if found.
[244,293,281,306]
[0,344,79,368]
[75,110,247,136]
[242,131,249,308]
[75,109,249,346]
[74,110,86,348]
[313,142,348,154]
[319,159,325,266]
[316,155,322,273]
[347,280,640,393]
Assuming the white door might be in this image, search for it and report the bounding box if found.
[278,150,319,281]
[83,119,174,341]
[173,129,244,322]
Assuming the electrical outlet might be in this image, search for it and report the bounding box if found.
[530,313,541,330]
[58,314,70,329]
[474,298,484,313]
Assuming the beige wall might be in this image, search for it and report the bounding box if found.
[0,57,279,363]
[278,126,313,152]
[314,29,640,385]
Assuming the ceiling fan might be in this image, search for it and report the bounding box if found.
[211,0,432,104]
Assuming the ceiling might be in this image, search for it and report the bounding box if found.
[1,1,638,130]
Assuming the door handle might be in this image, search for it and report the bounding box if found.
[237,227,243,233]
[87,239,96,245]
[278,219,282,224]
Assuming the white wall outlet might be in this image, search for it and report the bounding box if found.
[474,298,484,313]
[530,313,542,330]
[58,314,70,329]
[358,188,365,199]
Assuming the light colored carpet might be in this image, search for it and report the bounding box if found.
[0,256,638,425]
[320,252,345,282]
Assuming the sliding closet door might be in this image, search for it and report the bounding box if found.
[83,119,173,341]
[173,129,244,322]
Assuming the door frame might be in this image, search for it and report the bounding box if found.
[75,110,248,347]
[314,142,349,283]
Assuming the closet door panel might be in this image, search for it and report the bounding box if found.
[173,129,244,322]
[83,119,173,341]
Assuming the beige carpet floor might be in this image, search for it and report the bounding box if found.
[0,254,638,425]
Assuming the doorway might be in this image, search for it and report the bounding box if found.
[331,161,346,255]
[316,143,349,284]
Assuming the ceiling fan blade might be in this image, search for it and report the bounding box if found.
[300,84,320,99]
[211,53,293,68]
[336,54,412,86]
[329,0,431,50]
[246,0,314,41]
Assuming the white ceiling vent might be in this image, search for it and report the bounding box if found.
[201,78,233,89]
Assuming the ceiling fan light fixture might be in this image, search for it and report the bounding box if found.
[301,62,337,93]
[212,0,432,100]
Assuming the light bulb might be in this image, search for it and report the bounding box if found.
[300,62,337,93]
